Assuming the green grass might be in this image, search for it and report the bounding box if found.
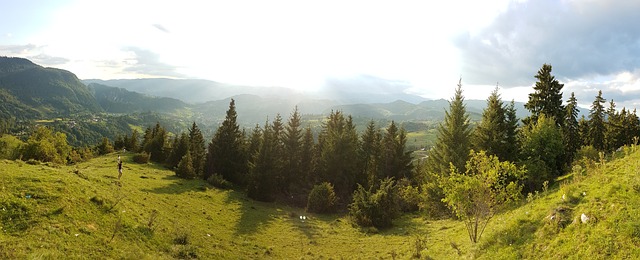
[2,147,640,258]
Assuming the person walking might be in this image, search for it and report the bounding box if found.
[117,156,123,179]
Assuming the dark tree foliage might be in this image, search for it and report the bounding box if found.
[427,79,472,175]
[473,87,513,161]
[380,121,413,182]
[316,111,360,203]
[166,133,189,170]
[360,120,382,188]
[142,123,169,163]
[503,100,520,162]
[282,108,304,197]
[247,119,278,202]
[96,137,114,155]
[623,109,640,145]
[188,122,206,178]
[588,91,606,151]
[578,115,590,147]
[299,126,315,191]
[205,99,247,184]
[563,93,580,165]
[176,152,196,179]
[605,100,623,152]
[524,64,565,126]
[127,129,139,152]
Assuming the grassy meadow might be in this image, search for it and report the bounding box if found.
[2,147,640,259]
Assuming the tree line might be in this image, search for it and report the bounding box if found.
[2,63,639,233]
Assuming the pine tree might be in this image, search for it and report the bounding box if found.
[524,64,565,126]
[176,152,195,179]
[589,91,606,151]
[623,109,640,145]
[166,133,189,170]
[247,120,277,202]
[605,100,622,151]
[503,100,520,162]
[299,126,315,189]
[205,99,248,184]
[360,120,382,188]
[128,129,140,152]
[143,123,168,162]
[427,79,472,175]
[578,115,590,147]
[473,87,509,161]
[282,107,303,196]
[563,92,580,164]
[316,111,360,202]
[188,122,206,178]
[380,121,413,181]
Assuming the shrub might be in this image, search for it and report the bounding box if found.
[397,178,421,212]
[133,152,150,164]
[176,153,195,179]
[349,178,399,228]
[307,182,337,214]
[0,134,24,160]
[207,173,231,189]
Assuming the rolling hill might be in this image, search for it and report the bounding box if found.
[2,147,640,258]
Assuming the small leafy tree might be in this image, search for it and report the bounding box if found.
[440,150,524,243]
[306,182,337,213]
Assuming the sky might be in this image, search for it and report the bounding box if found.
[2,0,640,109]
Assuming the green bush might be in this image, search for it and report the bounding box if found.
[207,173,231,189]
[306,182,337,214]
[133,152,150,164]
[0,134,24,160]
[349,178,400,228]
[397,178,421,212]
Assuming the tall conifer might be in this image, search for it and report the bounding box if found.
[427,79,472,175]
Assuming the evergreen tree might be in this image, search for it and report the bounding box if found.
[205,99,247,184]
[360,120,382,188]
[589,91,606,151]
[166,133,189,170]
[247,120,277,202]
[316,111,360,202]
[271,114,286,192]
[282,108,303,196]
[623,109,640,145]
[605,100,622,151]
[503,100,520,162]
[127,129,140,152]
[188,122,206,178]
[142,123,168,162]
[299,126,315,190]
[578,115,590,147]
[563,92,580,164]
[176,152,195,179]
[473,87,509,161]
[380,121,413,181]
[524,64,565,126]
[427,79,472,175]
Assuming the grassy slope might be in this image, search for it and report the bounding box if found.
[2,148,640,259]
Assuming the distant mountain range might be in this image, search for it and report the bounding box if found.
[2,57,589,128]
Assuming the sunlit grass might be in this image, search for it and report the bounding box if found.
[2,147,640,258]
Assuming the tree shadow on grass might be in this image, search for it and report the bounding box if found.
[225,192,277,236]
[141,175,207,195]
